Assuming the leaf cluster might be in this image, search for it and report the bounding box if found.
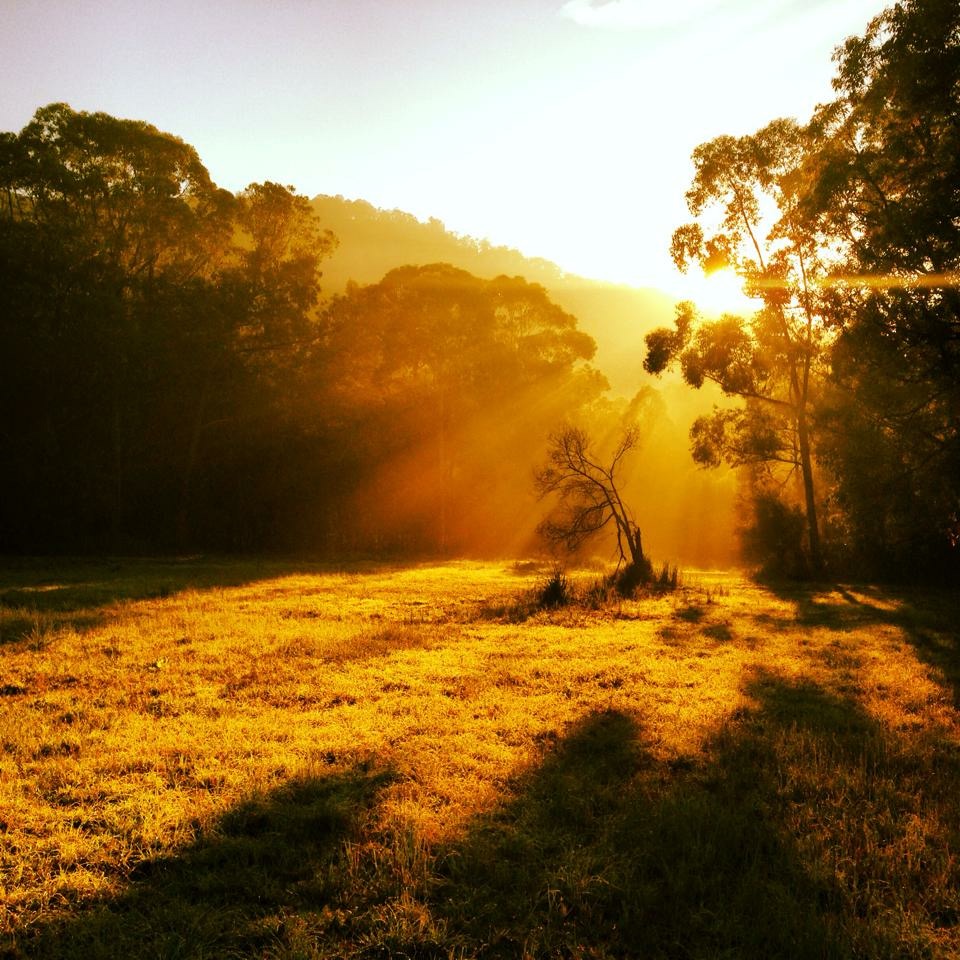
[0,104,606,557]
[652,0,960,579]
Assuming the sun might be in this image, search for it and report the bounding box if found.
[670,266,759,317]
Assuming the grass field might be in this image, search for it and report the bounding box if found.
[1,556,959,958]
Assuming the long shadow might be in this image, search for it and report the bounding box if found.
[429,688,871,959]
[4,762,394,959]
[762,577,960,707]
[7,677,952,958]
[0,556,387,643]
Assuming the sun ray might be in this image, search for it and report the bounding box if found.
[749,272,960,292]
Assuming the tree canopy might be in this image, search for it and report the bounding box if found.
[645,0,960,580]
[4,1,958,587]
[0,105,605,556]
[646,117,828,574]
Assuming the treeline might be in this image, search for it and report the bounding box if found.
[0,103,609,555]
[645,0,960,581]
[310,193,679,399]
[2,0,957,579]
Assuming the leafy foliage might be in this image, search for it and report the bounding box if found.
[647,0,960,581]
[803,0,960,578]
[0,106,603,557]
[645,114,829,575]
[741,491,809,579]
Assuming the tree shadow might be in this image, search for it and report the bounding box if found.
[5,762,394,959]
[6,674,951,958]
[0,556,390,642]
[429,685,876,959]
[761,578,960,707]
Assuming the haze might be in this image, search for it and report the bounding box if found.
[3,0,952,578]
[0,0,884,290]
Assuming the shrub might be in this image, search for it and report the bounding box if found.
[536,565,572,609]
[741,492,809,579]
[656,563,680,590]
[612,557,654,597]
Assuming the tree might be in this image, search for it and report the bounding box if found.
[644,0,960,579]
[799,0,960,575]
[0,104,337,551]
[645,118,829,575]
[310,263,606,554]
[173,181,337,547]
[0,103,235,547]
[534,424,649,579]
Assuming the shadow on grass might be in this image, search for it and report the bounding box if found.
[763,578,960,707]
[430,688,866,959]
[0,556,392,643]
[4,763,394,959]
[9,676,952,958]
[0,612,106,646]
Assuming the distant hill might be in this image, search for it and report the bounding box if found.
[312,195,674,397]
[311,195,740,568]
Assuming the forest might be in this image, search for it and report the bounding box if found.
[1,0,957,580]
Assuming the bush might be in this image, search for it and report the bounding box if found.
[742,492,809,579]
[612,557,654,597]
[656,563,680,590]
[495,559,679,622]
[536,565,572,609]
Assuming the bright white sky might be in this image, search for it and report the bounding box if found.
[1,0,885,293]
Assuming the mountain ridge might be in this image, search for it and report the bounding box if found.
[312,194,676,396]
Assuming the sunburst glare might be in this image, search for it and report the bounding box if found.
[672,266,759,317]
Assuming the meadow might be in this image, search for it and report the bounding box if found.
[1,556,959,959]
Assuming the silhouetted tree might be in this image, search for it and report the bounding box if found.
[644,0,960,580]
[310,264,606,554]
[801,0,960,576]
[0,104,335,551]
[1,103,234,547]
[535,425,649,578]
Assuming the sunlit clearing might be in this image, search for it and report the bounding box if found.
[672,266,758,316]
[4,559,959,958]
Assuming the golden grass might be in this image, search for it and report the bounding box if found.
[1,558,958,958]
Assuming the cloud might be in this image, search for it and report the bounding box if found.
[558,0,726,30]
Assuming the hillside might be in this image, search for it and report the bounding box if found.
[311,195,738,568]
[312,195,676,398]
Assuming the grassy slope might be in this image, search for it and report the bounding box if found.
[1,558,959,958]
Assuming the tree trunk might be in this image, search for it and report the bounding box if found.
[796,408,824,576]
[111,395,125,548]
[628,523,644,568]
[177,375,213,551]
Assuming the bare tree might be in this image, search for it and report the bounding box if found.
[534,425,648,576]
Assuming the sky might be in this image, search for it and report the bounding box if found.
[1,0,887,292]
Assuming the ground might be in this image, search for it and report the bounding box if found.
[1,557,958,958]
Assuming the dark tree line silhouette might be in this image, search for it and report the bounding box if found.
[0,105,605,554]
